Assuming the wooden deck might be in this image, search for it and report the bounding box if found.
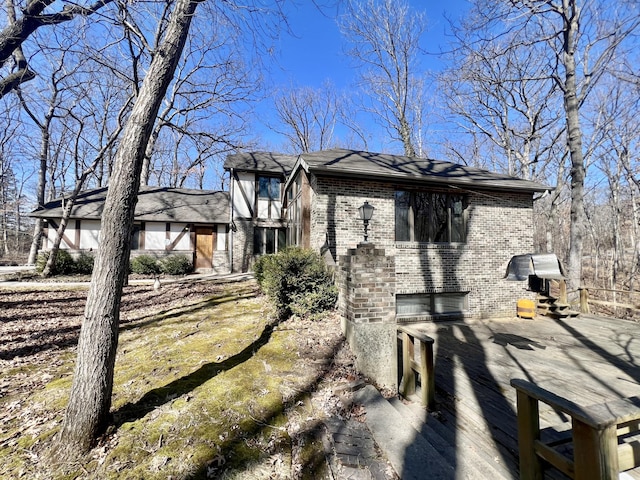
[403,313,640,479]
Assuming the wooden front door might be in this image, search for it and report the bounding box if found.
[195,227,214,269]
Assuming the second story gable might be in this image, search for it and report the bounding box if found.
[224,152,297,222]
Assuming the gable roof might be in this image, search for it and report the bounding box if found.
[224,152,297,176]
[294,149,550,193]
[30,186,229,224]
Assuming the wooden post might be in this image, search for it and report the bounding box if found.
[422,340,435,409]
[559,279,568,304]
[515,389,543,480]
[572,420,618,480]
[579,287,590,314]
[399,331,415,398]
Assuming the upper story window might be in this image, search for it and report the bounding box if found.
[258,176,281,200]
[395,190,467,243]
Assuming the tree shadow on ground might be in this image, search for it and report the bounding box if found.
[183,336,346,480]
[118,290,258,332]
[112,320,279,428]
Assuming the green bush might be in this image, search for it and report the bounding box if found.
[35,252,48,273]
[130,255,161,275]
[254,247,337,319]
[74,252,95,274]
[35,250,76,275]
[160,255,193,275]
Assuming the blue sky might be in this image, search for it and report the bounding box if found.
[257,0,471,151]
[275,1,469,87]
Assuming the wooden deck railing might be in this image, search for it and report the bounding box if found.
[576,287,640,316]
[397,325,435,409]
[511,378,640,480]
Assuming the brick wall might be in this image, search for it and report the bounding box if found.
[337,244,396,324]
[231,219,252,273]
[311,174,535,319]
[336,244,397,387]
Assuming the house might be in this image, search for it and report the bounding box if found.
[33,149,550,387]
[223,152,297,272]
[30,186,231,273]
[225,148,550,321]
[33,148,550,322]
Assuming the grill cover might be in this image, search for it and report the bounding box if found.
[505,253,564,281]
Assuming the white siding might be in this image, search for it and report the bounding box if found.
[170,223,190,250]
[256,198,283,219]
[216,224,226,250]
[233,172,255,219]
[145,222,166,250]
[79,220,101,249]
[48,224,74,249]
[257,198,270,218]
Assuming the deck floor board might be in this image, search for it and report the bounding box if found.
[401,314,640,479]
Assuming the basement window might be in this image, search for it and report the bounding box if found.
[396,292,468,317]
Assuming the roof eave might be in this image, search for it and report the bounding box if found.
[306,165,551,193]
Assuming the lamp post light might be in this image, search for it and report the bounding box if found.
[358,201,375,243]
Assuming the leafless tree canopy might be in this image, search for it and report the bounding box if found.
[339,0,429,157]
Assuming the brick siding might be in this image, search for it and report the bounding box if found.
[312,174,535,319]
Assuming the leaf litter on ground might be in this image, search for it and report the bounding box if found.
[0,276,376,479]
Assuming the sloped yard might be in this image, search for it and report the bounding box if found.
[0,277,360,479]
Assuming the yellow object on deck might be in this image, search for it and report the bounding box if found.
[517,299,536,318]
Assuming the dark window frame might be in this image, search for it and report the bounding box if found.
[253,227,287,255]
[258,176,281,200]
[395,189,467,243]
[396,292,469,317]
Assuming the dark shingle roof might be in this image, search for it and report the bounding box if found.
[297,149,550,193]
[30,187,229,224]
[223,152,297,176]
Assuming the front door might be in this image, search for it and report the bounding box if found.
[195,226,214,270]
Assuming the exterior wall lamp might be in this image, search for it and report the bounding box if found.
[358,201,375,243]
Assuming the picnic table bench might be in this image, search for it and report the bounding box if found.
[511,378,640,480]
[398,325,435,409]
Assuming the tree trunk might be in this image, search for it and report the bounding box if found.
[563,0,586,292]
[26,104,52,266]
[56,0,202,457]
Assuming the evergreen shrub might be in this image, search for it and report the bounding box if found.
[130,255,161,275]
[35,250,76,275]
[74,252,95,274]
[253,247,337,319]
[160,255,193,275]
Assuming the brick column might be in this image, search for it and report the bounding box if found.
[337,243,397,388]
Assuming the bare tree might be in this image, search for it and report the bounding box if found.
[446,0,640,290]
[54,0,287,456]
[56,0,203,457]
[441,25,563,180]
[272,82,341,153]
[339,0,428,157]
[0,0,114,98]
[40,94,130,276]
[21,52,75,265]
[108,2,261,187]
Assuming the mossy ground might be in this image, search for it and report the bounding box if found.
[0,278,353,479]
